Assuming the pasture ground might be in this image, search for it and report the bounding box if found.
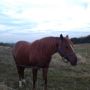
[0,44,90,90]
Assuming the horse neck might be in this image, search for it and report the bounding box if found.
[45,37,59,55]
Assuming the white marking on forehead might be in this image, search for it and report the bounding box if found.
[70,44,75,53]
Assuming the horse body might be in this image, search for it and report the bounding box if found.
[14,37,58,68]
[28,37,58,67]
[12,35,77,90]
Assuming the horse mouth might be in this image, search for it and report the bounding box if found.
[65,57,77,66]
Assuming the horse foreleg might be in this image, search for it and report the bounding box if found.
[32,67,38,90]
[17,66,25,87]
[42,68,48,90]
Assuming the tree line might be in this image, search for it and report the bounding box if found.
[0,42,14,47]
[71,35,90,44]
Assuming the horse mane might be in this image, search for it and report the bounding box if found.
[31,37,59,48]
[29,37,60,57]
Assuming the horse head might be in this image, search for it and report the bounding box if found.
[58,34,77,66]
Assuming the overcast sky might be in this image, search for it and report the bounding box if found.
[0,0,90,42]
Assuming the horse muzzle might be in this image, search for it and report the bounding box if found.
[69,56,77,66]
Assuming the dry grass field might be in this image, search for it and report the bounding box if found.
[0,44,90,90]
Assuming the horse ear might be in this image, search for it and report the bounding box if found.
[60,34,63,40]
[66,35,69,39]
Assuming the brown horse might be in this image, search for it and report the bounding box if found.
[12,34,77,90]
